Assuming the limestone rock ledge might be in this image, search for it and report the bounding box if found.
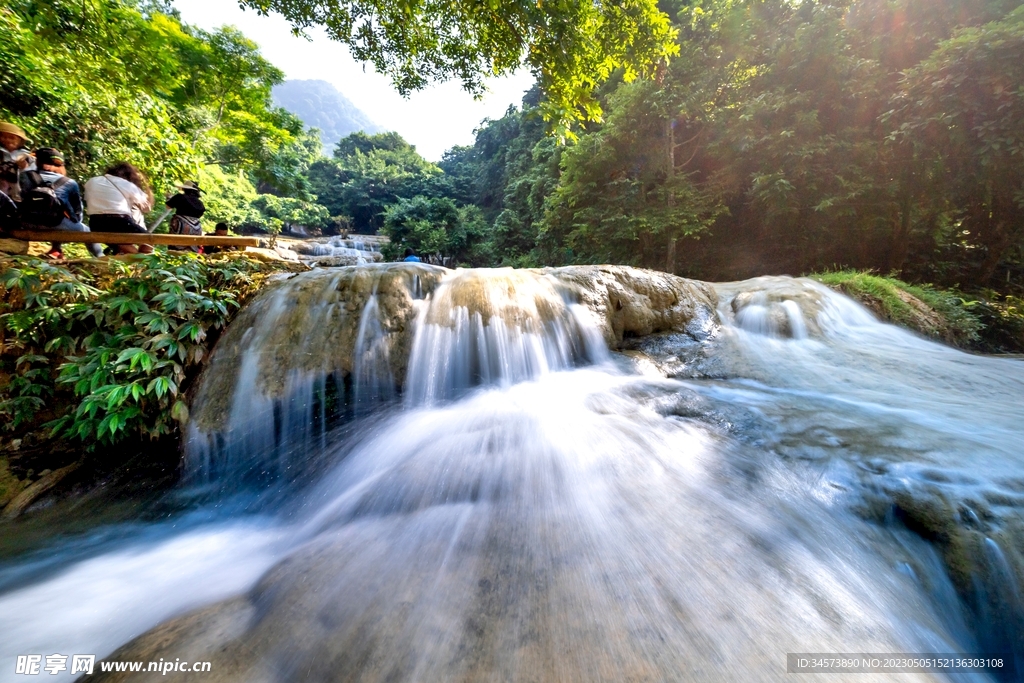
[189,264,718,432]
[544,265,718,346]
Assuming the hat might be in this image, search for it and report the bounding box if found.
[0,122,29,143]
[35,148,64,167]
[176,180,201,193]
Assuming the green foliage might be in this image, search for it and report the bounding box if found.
[0,0,316,207]
[198,162,330,236]
[969,292,1024,352]
[196,165,265,229]
[436,90,558,266]
[425,0,1024,288]
[252,195,331,231]
[539,80,724,270]
[333,131,411,158]
[887,7,1024,281]
[237,0,679,137]
[309,132,443,233]
[380,196,488,265]
[0,254,279,448]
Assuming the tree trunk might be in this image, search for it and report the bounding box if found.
[665,116,676,274]
[977,192,1018,284]
[888,195,912,273]
[978,220,1010,284]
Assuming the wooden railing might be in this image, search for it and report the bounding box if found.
[6,230,261,248]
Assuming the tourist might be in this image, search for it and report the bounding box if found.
[403,247,421,263]
[0,122,34,202]
[84,162,154,254]
[203,222,236,254]
[166,180,205,252]
[0,162,20,233]
[22,148,103,259]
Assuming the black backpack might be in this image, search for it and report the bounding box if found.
[20,171,69,228]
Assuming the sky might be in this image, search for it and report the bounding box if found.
[172,0,535,161]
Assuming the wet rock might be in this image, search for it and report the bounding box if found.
[1,462,80,519]
[620,332,726,379]
[191,264,720,432]
[243,247,302,264]
[545,265,718,346]
[190,264,447,432]
[715,277,826,339]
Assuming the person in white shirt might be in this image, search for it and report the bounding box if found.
[84,162,154,254]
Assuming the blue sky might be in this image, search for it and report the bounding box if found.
[173,0,535,160]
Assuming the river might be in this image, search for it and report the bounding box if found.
[0,267,1021,682]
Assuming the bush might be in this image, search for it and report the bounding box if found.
[0,253,284,448]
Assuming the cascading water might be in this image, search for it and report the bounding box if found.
[184,266,612,482]
[289,236,386,266]
[1,267,1022,682]
[402,268,607,405]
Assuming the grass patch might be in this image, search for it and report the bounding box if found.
[810,270,983,347]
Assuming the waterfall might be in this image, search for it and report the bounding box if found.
[182,265,422,481]
[402,268,607,405]
[185,266,616,481]
[2,268,1022,683]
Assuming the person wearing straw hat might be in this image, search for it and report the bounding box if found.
[0,122,35,202]
[165,179,206,253]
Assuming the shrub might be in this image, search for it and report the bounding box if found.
[0,253,283,448]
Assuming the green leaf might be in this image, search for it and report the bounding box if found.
[171,400,190,424]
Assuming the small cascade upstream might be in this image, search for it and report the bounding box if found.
[1,268,1023,682]
[289,236,386,266]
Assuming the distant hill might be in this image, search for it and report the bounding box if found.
[273,79,383,154]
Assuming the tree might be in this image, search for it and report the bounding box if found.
[333,131,410,158]
[381,196,488,264]
[539,79,723,270]
[237,0,679,136]
[888,7,1024,282]
[0,0,319,204]
[309,132,443,232]
[252,194,331,232]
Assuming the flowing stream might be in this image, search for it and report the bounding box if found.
[0,267,1022,682]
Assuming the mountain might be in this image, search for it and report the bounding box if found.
[273,79,383,153]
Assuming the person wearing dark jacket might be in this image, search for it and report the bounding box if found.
[166,180,205,252]
[203,222,237,255]
[26,148,103,258]
[0,161,19,233]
